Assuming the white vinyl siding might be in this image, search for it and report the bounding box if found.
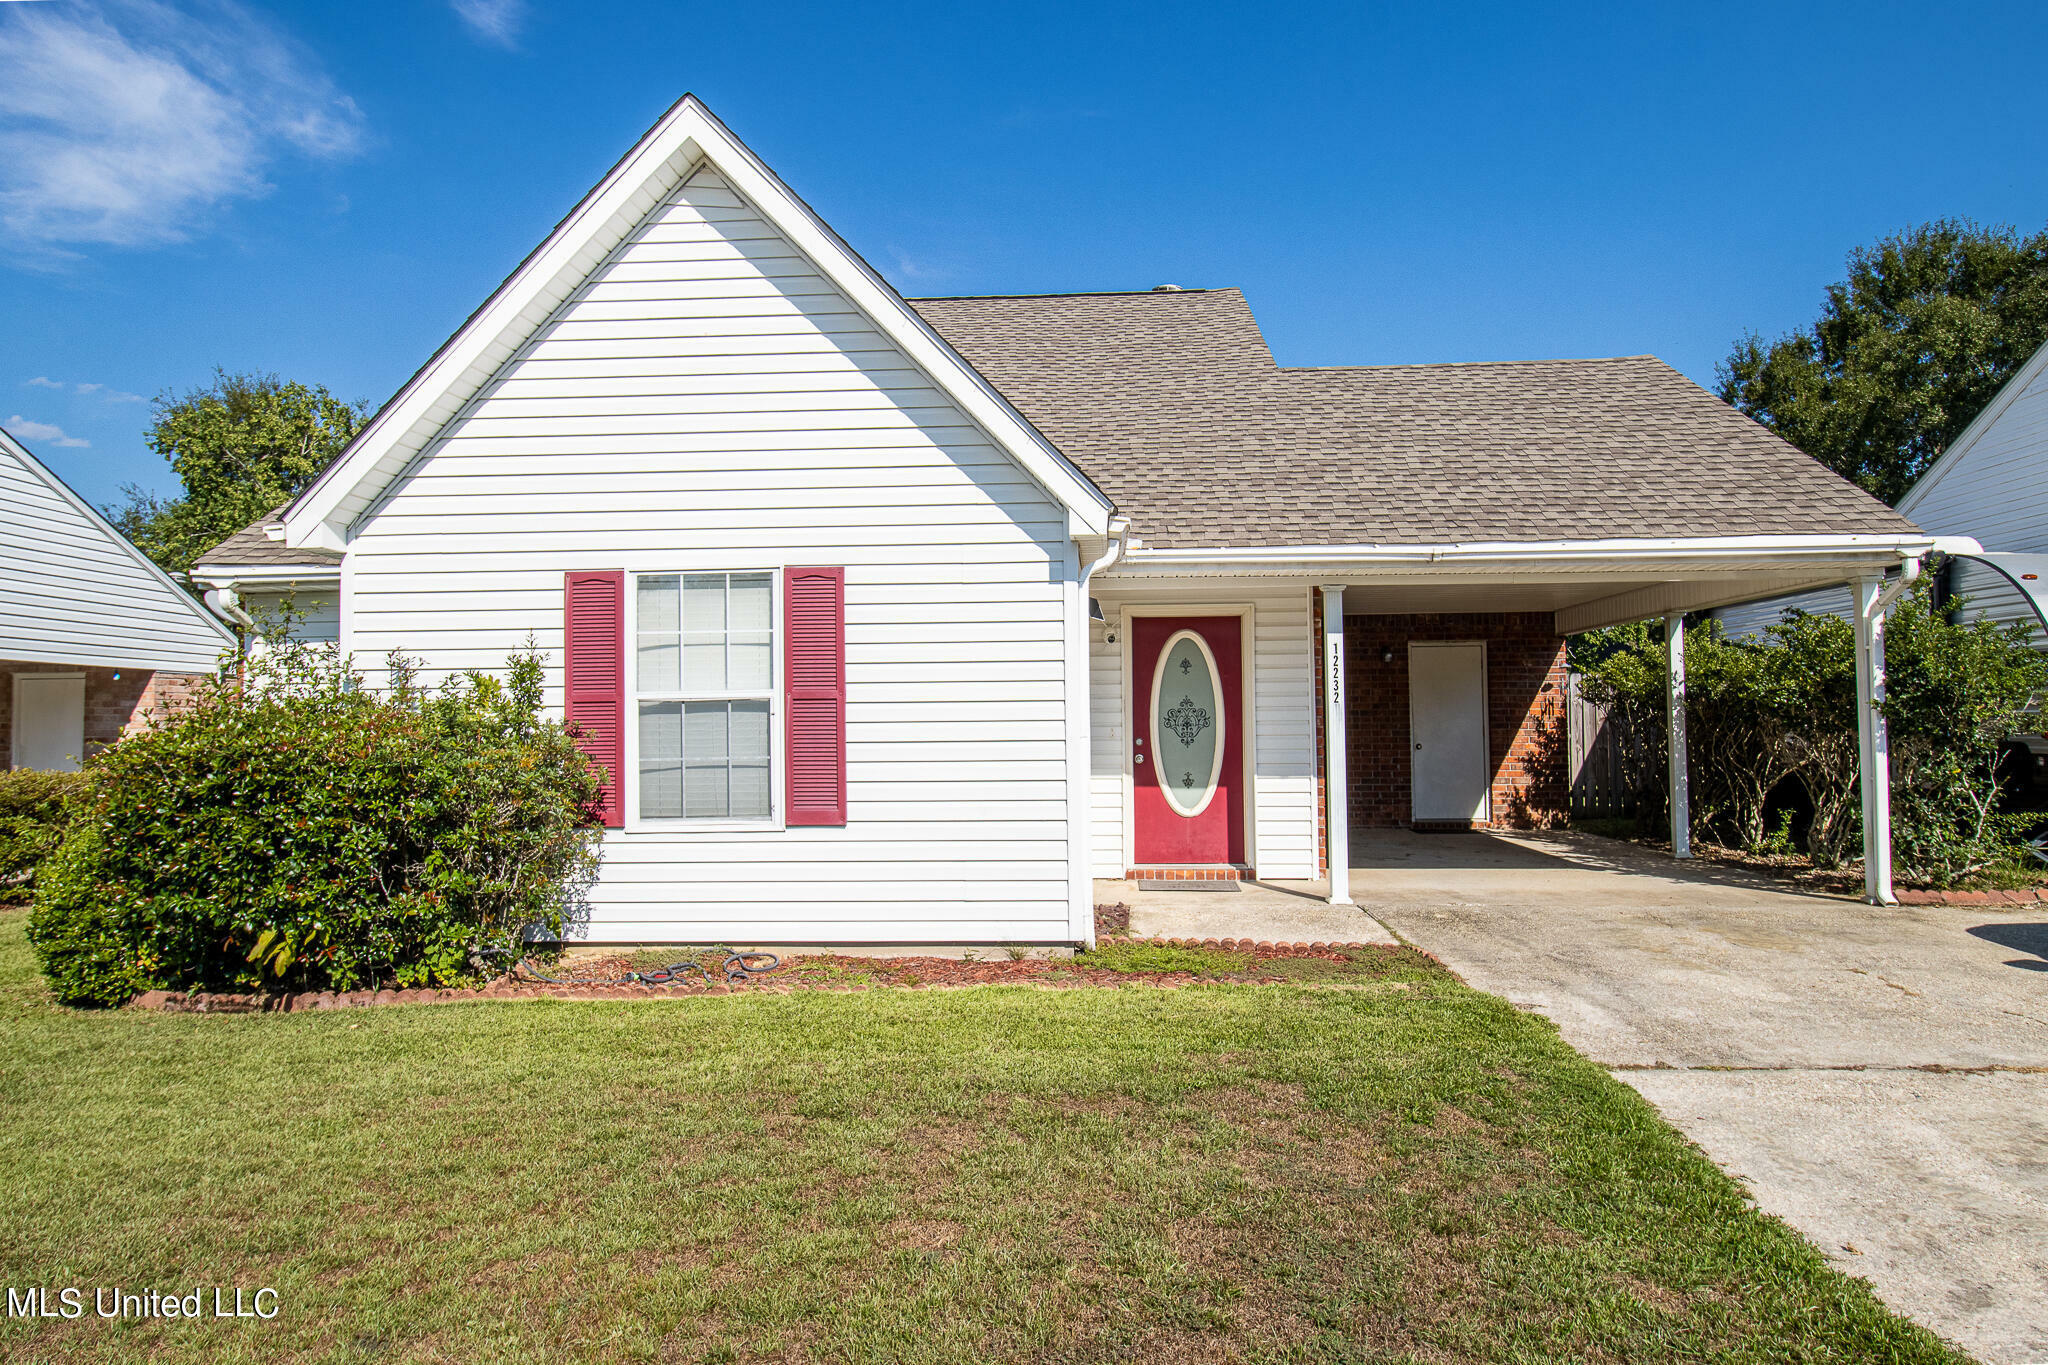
[341,165,1074,943]
[1087,580,1317,880]
[239,591,341,650]
[0,431,233,672]
[1711,585,1852,641]
[1902,351,2048,642]
[1903,347,2048,554]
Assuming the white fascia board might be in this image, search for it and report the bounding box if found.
[0,425,236,648]
[1110,533,1940,578]
[285,96,1111,551]
[189,566,343,590]
[1897,336,2048,518]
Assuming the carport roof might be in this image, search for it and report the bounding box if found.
[909,288,1920,551]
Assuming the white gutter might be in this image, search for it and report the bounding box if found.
[190,565,342,589]
[1117,533,1949,573]
[1068,517,1131,949]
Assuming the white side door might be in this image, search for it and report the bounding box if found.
[13,673,86,771]
[1408,643,1489,822]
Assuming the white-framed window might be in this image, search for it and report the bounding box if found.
[625,569,779,828]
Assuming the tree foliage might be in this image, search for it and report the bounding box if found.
[102,369,368,577]
[26,627,601,1007]
[1718,219,2048,506]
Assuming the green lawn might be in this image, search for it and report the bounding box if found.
[0,907,1969,1364]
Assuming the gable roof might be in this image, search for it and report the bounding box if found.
[192,504,344,569]
[910,289,1918,550]
[1896,333,2048,520]
[280,95,1112,553]
[0,423,234,671]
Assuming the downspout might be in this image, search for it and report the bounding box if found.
[203,587,255,630]
[1070,517,1131,950]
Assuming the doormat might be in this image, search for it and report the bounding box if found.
[1135,880,1241,893]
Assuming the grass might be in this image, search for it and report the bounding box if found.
[1067,940,1254,974]
[0,908,1970,1365]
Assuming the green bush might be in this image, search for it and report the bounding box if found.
[27,633,601,1007]
[1571,576,2048,885]
[1883,590,2048,885]
[0,769,90,887]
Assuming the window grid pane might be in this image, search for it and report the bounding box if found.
[635,572,775,822]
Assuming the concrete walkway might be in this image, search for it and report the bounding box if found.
[1093,876,1398,944]
[1360,829,2048,1365]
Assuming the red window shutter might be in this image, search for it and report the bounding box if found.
[563,570,625,828]
[784,566,847,826]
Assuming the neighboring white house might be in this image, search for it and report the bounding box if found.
[194,96,1944,940]
[1715,336,2048,643]
[1,423,234,771]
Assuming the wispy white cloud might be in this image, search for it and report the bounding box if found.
[6,414,89,447]
[24,375,145,401]
[0,0,366,254]
[450,0,525,48]
[77,381,144,401]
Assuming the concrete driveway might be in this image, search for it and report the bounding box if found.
[1358,829,2048,1365]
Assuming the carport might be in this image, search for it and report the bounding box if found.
[1261,536,1978,908]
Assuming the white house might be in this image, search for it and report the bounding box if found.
[2,423,234,771]
[193,96,1946,939]
[1716,336,2048,643]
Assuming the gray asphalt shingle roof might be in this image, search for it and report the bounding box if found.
[201,286,1917,564]
[192,506,343,568]
[909,287,1917,549]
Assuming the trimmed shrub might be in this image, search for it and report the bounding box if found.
[1571,577,2048,884]
[0,769,89,888]
[27,635,601,1007]
[1884,588,2048,885]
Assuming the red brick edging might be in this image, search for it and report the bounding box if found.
[1098,935,1379,951]
[123,938,1396,1013]
[1894,887,2048,906]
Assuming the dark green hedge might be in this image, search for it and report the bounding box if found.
[0,769,88,887]
[27,641,601,1007]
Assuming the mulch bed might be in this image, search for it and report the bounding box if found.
[124,936,1410,1014]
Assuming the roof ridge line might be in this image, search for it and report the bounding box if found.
[1285,355,1660,373]
[908,288,1226,301]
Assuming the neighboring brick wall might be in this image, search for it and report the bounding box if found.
[1341,614,1568,829]
[0,660,209,769]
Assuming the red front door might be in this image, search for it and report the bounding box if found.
[1133,615,1245,865]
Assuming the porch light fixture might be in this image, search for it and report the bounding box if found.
[1092,597,1119,642]
[1380,647,1394,664]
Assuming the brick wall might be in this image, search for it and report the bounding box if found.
[0,660,209,769]
[1341,614,1568,829]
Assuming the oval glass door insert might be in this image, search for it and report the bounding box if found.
[1150,629,1224,817]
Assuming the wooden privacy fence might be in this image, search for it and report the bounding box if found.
[1566,672,1636,817]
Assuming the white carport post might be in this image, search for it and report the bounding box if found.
[1320,584,1355,906]
[1665,611,1691,859]
[1855,575,1896,905]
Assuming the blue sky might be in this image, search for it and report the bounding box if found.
[4,0,2046,509]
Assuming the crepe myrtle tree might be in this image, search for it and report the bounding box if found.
[27,624,602,1007]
